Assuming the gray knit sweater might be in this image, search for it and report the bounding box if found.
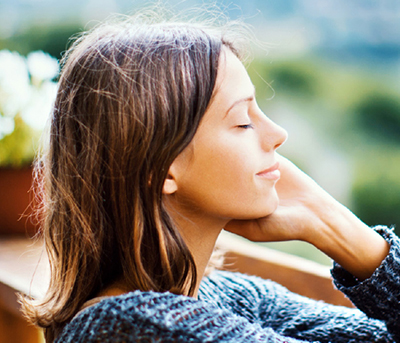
[56,227,400,342]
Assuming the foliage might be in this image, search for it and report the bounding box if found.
[0,23,82,59]
[352,150,400,234]
[353,181,400,230]
[353,93,400,143]
[267,64,316,97]
[0,50,59,167]
[0,115,41,167]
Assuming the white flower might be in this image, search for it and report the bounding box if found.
[0,50,31,117]
[27,51,59,83]
[0,49,59,146]
[21,80,58,131]
[0,116,15,140]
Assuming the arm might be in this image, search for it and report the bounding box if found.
[332,225,400,342]
[202,271,393,342]
[225,155,389,280]
[225,155,399,341]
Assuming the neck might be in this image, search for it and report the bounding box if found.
[184,223,225,298]
[99,202,227,299]
[165,202,228,298]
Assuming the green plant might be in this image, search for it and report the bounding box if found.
[0,23,82,59]
[0,50,59,167]
[352,151,400,236]
[353,93,400,143]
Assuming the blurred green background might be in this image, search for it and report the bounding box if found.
[1,0,399,265]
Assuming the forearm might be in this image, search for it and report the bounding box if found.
[228,155,390,280]
[305,198,389,280]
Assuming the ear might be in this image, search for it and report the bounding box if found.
[162,148,190,195]
[162,166,178,195]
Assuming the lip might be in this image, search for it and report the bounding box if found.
[256,162,280,180]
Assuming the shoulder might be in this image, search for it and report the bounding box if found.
[56,291,205,342]
[56,274,289,343]
[200,269,294,301]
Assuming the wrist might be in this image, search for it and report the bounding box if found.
[305,199,389,280]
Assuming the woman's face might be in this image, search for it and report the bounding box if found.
[166,48,287,223]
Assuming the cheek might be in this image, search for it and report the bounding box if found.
[175,141,278,219]
[194,139,253,189]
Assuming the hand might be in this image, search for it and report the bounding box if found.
[225,154,337,243]
[225,155,389,280]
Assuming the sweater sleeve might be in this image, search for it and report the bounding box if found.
[331,225,400,342]
[201,271,392,342]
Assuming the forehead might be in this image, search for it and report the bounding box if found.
[211,48,254,109]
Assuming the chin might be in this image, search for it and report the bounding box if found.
[263,200,279,217]
[239,194,279,220]
[260,192,279,217]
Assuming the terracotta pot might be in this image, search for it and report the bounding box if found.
[0,167,39,236]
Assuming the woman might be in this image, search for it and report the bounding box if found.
[23,13,400,342]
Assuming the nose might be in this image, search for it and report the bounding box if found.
[260,116,288,151]
[272,121,288,150]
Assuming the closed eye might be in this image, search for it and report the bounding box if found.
[237,123,254,129]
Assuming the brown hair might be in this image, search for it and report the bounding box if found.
[21,11,248,340]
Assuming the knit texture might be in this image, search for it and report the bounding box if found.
[56,227,400,342]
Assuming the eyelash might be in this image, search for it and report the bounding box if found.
[237,123,254,129]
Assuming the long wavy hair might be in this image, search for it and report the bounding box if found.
[21,11,248,341]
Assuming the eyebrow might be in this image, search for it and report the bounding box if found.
[225,86,256,117]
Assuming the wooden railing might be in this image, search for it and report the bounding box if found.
[0,232,352,342]
[216,231,353,307]
[0,237,48,343]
